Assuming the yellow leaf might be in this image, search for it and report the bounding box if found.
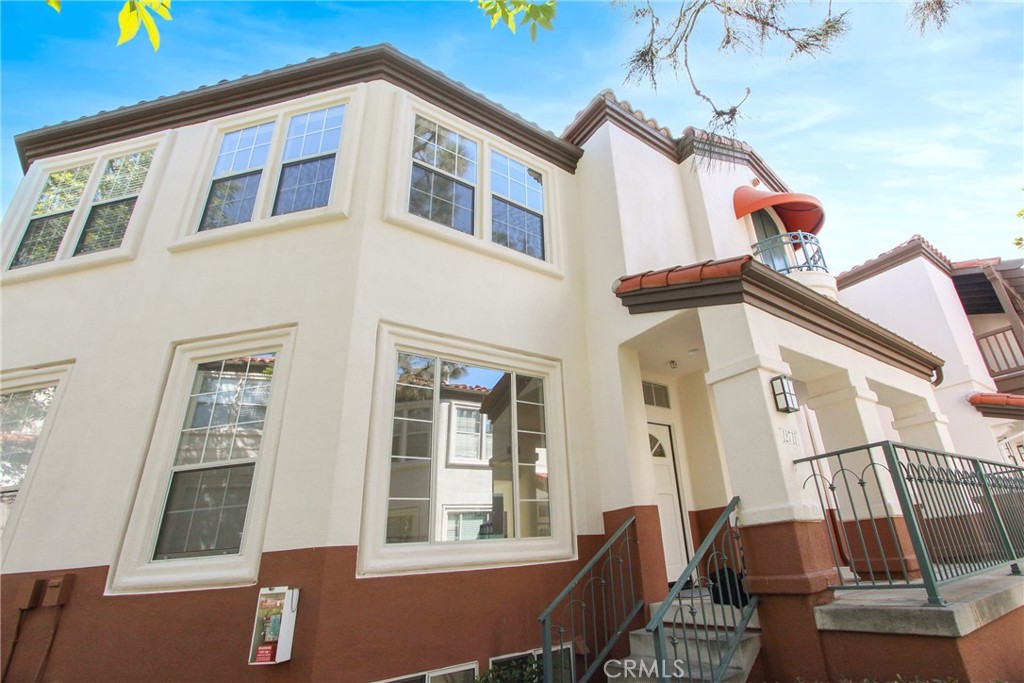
[117,1,141,46]
[144,0,172,22]
[46,0,61,13]
[138,4,161,50]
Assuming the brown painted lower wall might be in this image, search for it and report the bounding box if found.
[820,606,1024,683]
[1,539,605,683]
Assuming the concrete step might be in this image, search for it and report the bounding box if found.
[628,627,760,664]
[650,589,761,630]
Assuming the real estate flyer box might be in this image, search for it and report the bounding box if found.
[248,586,298,665]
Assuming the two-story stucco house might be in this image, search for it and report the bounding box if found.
[1,45,1021,683]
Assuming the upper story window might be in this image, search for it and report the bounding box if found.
[409,115,477,234]
[405,114,548,262]
[641,381,670,408]
[200,104,345,231]
[9,150,154,270]
[490,151,544,260]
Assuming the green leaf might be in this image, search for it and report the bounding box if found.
[46,0,61,13]
[116,1,141,46]
[529,21,537,41]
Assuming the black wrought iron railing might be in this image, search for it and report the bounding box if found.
[751,231,828,275]
[538,515,643,683]
[644,497,759,683]
[795,441,1024,605]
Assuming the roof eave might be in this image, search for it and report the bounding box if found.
[15,44,583,173]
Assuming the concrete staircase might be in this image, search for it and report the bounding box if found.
[604,598,761,683]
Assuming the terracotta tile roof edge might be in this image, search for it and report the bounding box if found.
[613,255,753,295]
[968,392,1024,408]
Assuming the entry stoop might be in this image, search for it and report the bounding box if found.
[604,624,760,682]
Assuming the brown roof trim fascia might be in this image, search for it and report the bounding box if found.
[970,403,1024,420]
[617,259,944,380]
[676,130,789,193]
[562,95,678,162]
[837,236,953,290]
[15,44,583,174]
[561,96,788,190]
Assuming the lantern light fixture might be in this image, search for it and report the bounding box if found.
[770,375,799,413]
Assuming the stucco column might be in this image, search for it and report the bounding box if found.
[698,305,837,683]
[805,374,920,581]
[890,400,955,452]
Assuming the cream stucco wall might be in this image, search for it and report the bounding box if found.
[839,257,1003,460]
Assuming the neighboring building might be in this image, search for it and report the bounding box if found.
[1,45,1021,683]
[837,237,1024,465]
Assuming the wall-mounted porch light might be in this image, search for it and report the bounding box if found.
[770,375,799,413]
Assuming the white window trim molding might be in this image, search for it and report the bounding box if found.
[382,91,565,280]
[168,85,366,253]
[109,325,297,594]
[1,132,174,285]
[0,359,76,557]
[357,321,574,577]
[375,661,479,683]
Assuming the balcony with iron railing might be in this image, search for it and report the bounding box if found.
[975,325,1024,393]
[750,231,828,275]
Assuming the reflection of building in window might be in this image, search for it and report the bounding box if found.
[387,352,551,545]
[0,385,56,528]
[153,354,276,560]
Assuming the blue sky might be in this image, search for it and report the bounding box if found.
[1,0,1021,272]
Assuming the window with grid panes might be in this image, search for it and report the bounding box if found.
[0,386,56,500]
[199,104,345,231]
[490,151,545,260]
[408,115,477,234]
[10,150,154,269]
[153,354,276,560]
[386,353,550,544]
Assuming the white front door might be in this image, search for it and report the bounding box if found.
[649,422,689,580]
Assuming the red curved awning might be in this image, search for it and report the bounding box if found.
[733,185,825,235]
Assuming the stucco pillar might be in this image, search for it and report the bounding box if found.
[805,374,920,581]
[890,400,955,452]
[698,305,836,683]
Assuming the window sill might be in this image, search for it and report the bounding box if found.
[382,209,564,280]
[167,205,349,254]
[108,552,260,594]
[356,535,575,577]
[1,250,133,285]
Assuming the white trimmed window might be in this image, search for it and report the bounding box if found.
[8,150,154,270]
[0,362,73,542]
[200,104,346,231]
[153,354,276,560]
[490,151,545,260]
[360,324,571,576]
[404,114,549,262]
[112,327,295,593]
[377,662,477,683]
[387,352,549,544]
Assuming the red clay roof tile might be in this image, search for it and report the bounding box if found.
[968,393,1024,408]
[614,256,752,296]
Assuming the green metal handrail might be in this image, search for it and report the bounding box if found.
[795,440,1024,605]
[538,514,643,683]
[644,496,760,683]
